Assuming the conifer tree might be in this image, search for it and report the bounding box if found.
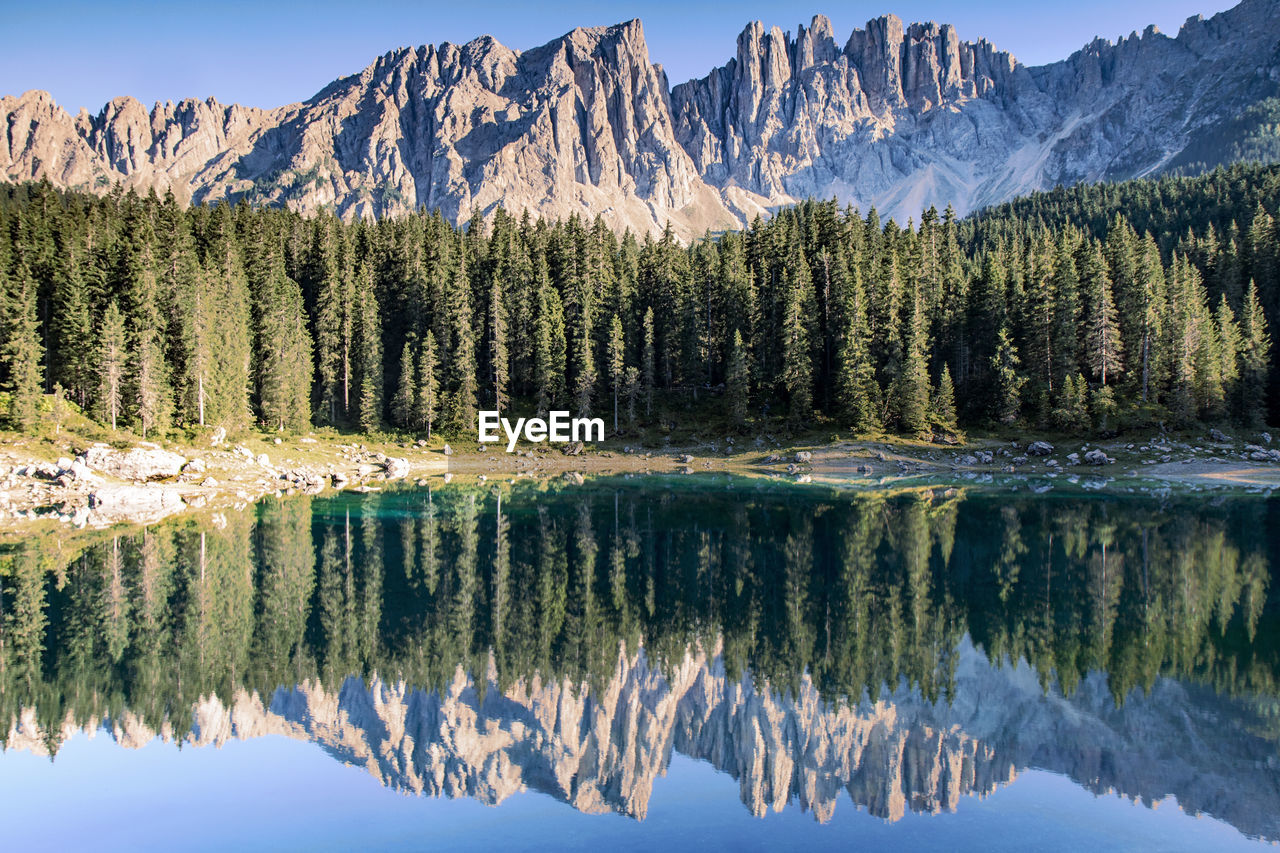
[1052,374,1090,432]
[641,307,656,418]
[893,292,931,436]
[606,313,625,433]
[489,276,509,412]
[0,269,43,430]
[311,219,354,424]
[990,326,1025,425]
[622,367,640,425]
[1239,280,1271,426]
[98,301,127,431]
[1083,246,1123,386]
[353,264,383,433]
[531,256,564,415]
[781,279,812,424]
[255,248,312,431]
[444,247,477,432]
[415,331,440,439]
[134,335,170,438]
[50,251,94,410]
[1135,237,1168,402]
[177,251,213,427]
[834,277,879,432]
[1215,295,1242,417]
[1051,234,1082,385]
[392,340,415,428]
[202,208,253,430]
[116,197,173,435]
[1022,234,1057,416]
[931,365,957,434]
[1168,256,1202,424]
[1195,297,1226,421]
[1091,384,1117,432]
[571,304,596,419]
[726,329,750,427]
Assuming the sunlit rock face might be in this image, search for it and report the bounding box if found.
[0,21,735,240]
[7,637,1278,839]
[3,1,1279,235]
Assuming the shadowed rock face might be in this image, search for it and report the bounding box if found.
[671,0,1280,223]
[7,637,1278,838]
[2,1,1279,234]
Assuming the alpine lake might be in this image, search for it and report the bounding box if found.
[2,471,1278,851]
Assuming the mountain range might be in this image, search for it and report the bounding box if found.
[3,0,1279,238]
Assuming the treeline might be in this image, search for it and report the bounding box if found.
[0,166,1276,439]
[2,485,1276,745]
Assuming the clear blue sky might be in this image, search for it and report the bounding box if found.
[1,0,1240,113]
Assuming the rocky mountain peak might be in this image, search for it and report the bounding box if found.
[2,1,1278,236]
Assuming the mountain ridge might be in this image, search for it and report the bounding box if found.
[3,0,1279,237]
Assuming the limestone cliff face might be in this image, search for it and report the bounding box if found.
[6,638,1278,838]
[672,0,1280,223]
[3,1,1279,234]
[1,21,732,238]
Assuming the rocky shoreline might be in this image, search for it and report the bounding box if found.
[3,427,1278,536]
[0,433,445,532]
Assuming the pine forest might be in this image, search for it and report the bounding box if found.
[0,163,1277,442]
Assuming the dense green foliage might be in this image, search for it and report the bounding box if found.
[0,166,1276,437]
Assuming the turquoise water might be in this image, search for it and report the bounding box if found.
[1,478,1277,850]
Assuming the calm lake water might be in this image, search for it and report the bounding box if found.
[2,477,1278,851]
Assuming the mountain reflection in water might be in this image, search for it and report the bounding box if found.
[2,480,1278,840]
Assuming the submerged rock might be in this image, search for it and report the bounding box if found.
[87,484,186,524]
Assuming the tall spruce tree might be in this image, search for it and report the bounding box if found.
[931,365,957,434]
[489,275,509,413]
[781,277,812,424]
[1083,246,1123,386]
[444,245,477,432]
[353,263,383,433]
[311,219,354,424]
[393,340,416,428]
[98,301,127,431]
[990,326,1025,425]
[0,267,43,430]
[892,291,931,436]
[641,307,656,418]
[415,331,440,439]
[834,273,879,432]
[49,250,94,410]
[606,313,625,433]
[1239,280,1271,426]
[531,254,564,416]
[201,207,253,430]
[726,329,750,427]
